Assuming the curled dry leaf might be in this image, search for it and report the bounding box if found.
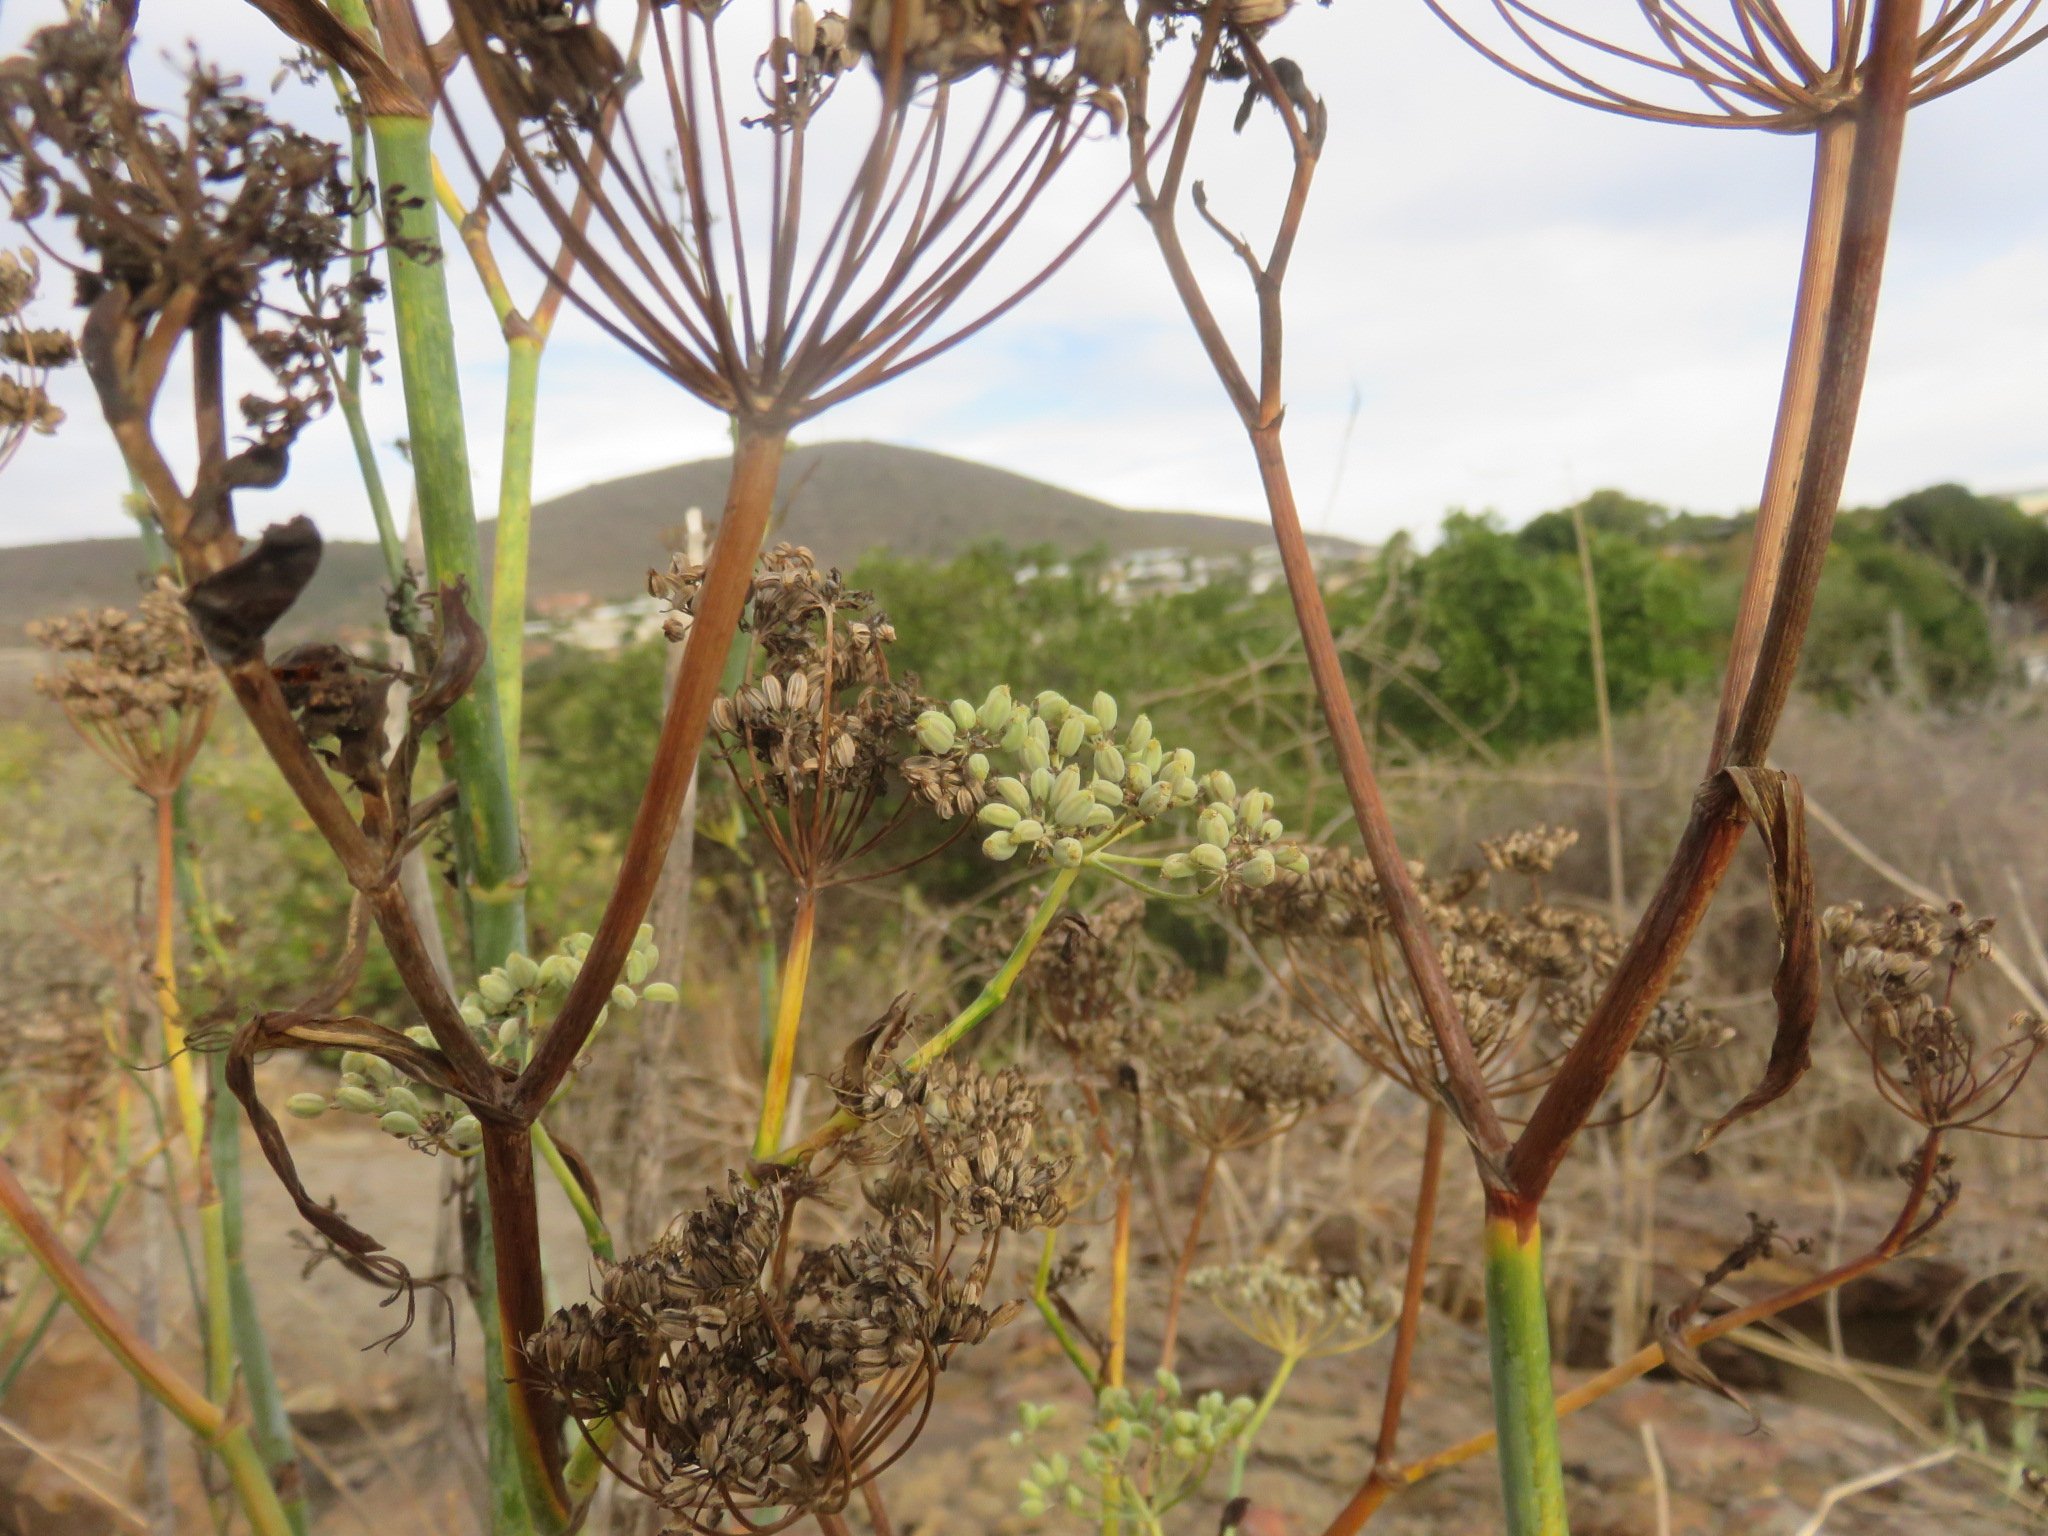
[1696,767,1820,1151]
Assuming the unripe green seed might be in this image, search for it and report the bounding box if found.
[1278,846,1312,875]
[1012,818,1045,844]
[384,1085,423,1120]
[505,951,541,990]
[915,711,956,755]
[626,949,653,986]
[1239,849,1277,887]
[1091,691,1118,732]
[478,971,517,1007]
[334,1085,380,1115]
[497,1017,524,1052]
[1050,837,1084,869]
[1082,803,1116,830]
[994,776,1032,813]
[979,802,1022,829]
[1022,741,1051,774]
[983,831,1018,860]
[1160,853,1195,880]
[949,698,978,732]
[979,685,1014,730]
[1053,792,1094,829]
[447,1115,482,1148]
[285,1093,328,1119]
[1028,766,1054,803]
[1125,713,1153,753]
[1190,843,1229,874]
[460,996,488,1028]
[1262,817,1285,840]
[642,981,679,1004]
[379,1110,423,1139]
[1126,761,1154,794]
[967,752,991,783]
[1089,777,1124,806]
[1197,807,1233,847]
[1056,714,1086,759]
[611,983,640,1012]
[340,1051,374,1079]
[1138,783,1173,817]
[1093,744,1125,782]
[538,954,577,991]
[1035,690,1068,722]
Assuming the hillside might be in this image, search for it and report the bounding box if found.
[0,441,1348,640]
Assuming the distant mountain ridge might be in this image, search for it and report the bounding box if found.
[0,440,1352,639]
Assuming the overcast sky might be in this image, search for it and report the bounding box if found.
[4,2,2046,552]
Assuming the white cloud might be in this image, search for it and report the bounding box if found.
[4,1,2045,552]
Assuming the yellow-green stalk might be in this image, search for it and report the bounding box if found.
[0,1156,296,1536]
[1483,1204,1571,1535]
[753,889,818,1159]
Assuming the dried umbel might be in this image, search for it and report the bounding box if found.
[534,1067,1061,1531]
[1191,1255,1399,1360]
[0,18,377,555]
[854,1059,1073,1233]
[1137,1007,1337,1151]
[0,247,72,472]
[1423,1,2046,129]
[664,544,965,884]
[30,580,216,797]
[445,0,1142,425]
[1015,894,1190,1059]
[1256,827,1725,1108]
[1824,899,2046,1132]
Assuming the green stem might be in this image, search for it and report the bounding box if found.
[492,335,542,785]
[1483,1209,1570,1535]
[562,1416,616,1507]
[365,111,526,973]
[1033,1228,1096,1387]
[906,864,1080,1071]
[532,1121,613,1262]
[1226,1348,1302,1511]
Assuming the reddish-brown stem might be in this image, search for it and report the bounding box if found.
[1510,0,1924,1202]
[481,1121,565,1505]
[513,424,789,1115]
[1251,423,1512,1176]
[1156,1146,1220,1375]
[1708,112,1857,769]
[1373,1105,1447,1471]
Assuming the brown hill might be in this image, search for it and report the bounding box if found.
[0,440,1350,640]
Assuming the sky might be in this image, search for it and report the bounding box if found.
[3,2,2046,552]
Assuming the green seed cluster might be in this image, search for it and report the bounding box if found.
[1009,1371,1253,1525]
[283,1049,479,1151]
[914,686,1308,887]
[285,926,677,1148]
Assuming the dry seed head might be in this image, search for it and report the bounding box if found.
[30,579,216,794]
[1480,824,1578,879]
